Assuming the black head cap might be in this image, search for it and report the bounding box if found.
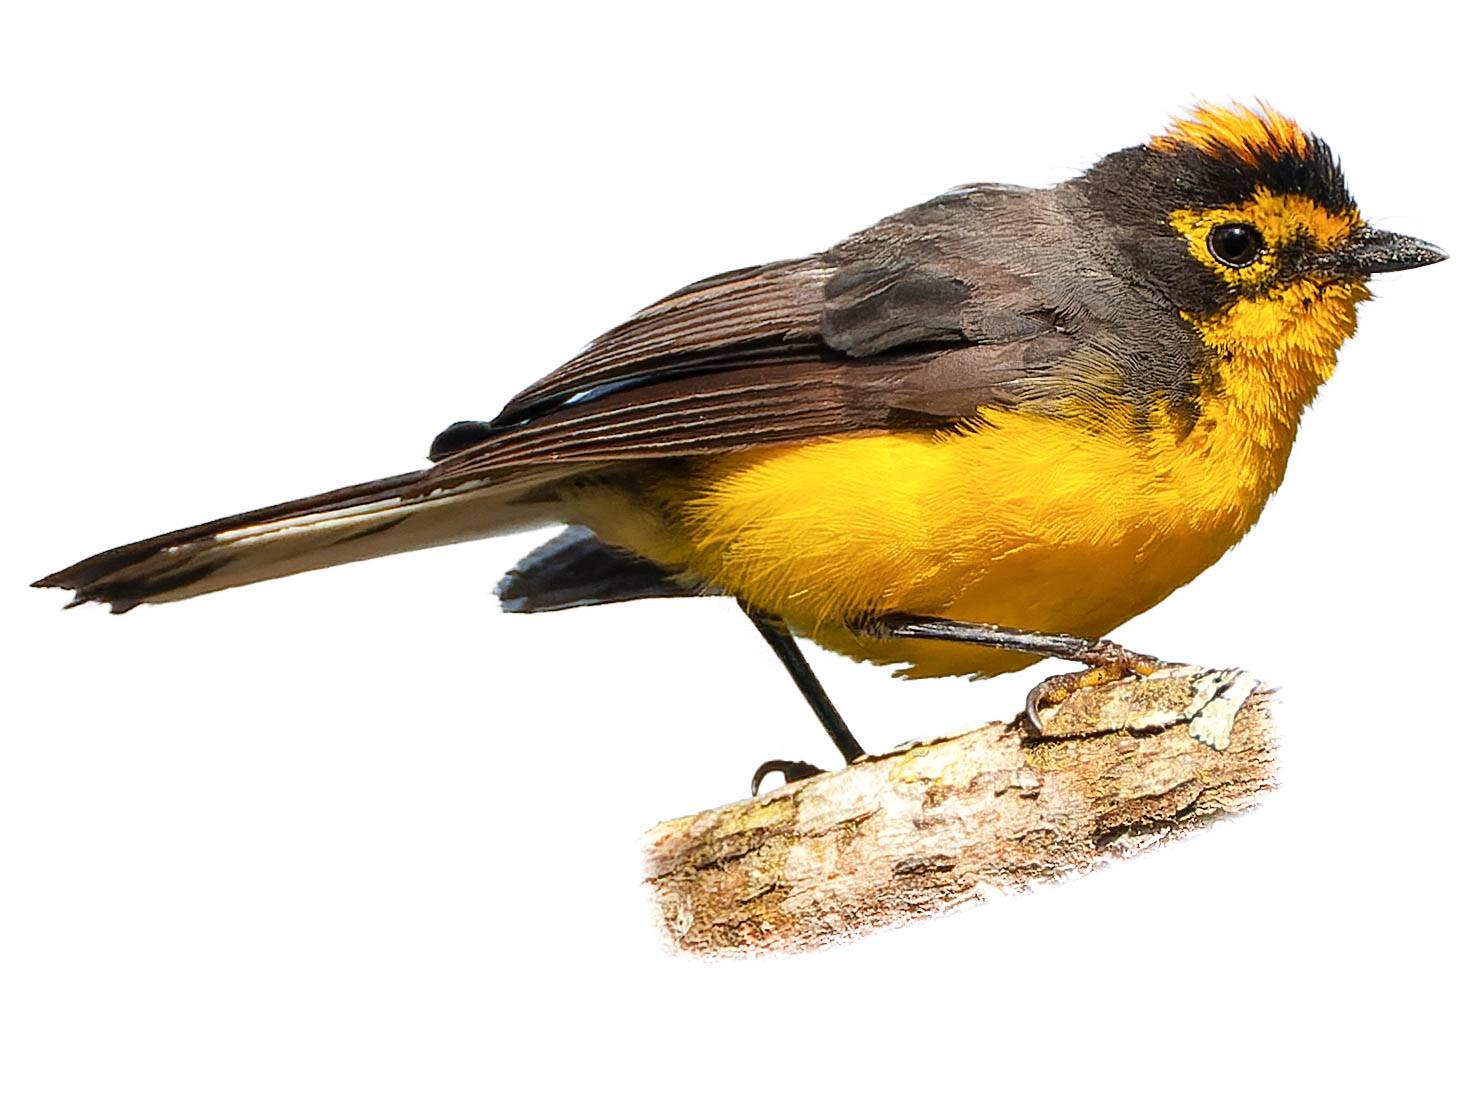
[1079,102,1353,219]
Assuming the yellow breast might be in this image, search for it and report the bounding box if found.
[671,398,1287,676]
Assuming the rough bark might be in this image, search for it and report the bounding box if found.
[643,666,1274,956]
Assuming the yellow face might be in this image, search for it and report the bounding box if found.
[1168,187,1371,396]
[1169,188,1361,291]
[1139,104,1394,393]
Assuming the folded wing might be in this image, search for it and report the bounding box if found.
[422,188,1086,492]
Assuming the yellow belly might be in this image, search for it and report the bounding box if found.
[575,396,1299,679]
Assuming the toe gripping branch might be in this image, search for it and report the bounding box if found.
[860,614,1166,733]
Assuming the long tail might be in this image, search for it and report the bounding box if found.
[33,470,557,612]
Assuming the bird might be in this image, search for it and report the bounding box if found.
[35,102,1446,791]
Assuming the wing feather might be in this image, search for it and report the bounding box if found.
[421,362,918,492]
[497,258,833,421]
[421,185,1156,489]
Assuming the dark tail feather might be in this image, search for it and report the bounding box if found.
[496,525,705,613]
[36,470,555,612]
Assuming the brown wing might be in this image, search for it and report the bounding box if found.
[429,354,933,484]
[499,258,834,422]
[421,186,1102,492]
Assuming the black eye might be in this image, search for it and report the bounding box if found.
[1207,223,1265,268]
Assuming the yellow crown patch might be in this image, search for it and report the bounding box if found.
[1151,102,1313,166]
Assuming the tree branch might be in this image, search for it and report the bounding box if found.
[643,666,1274,956]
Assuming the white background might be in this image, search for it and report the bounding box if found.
[2,2,1465,1099]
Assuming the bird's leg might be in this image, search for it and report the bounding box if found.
[743,605,866,795]
[857,613,1168,731]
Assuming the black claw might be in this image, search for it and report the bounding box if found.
[1024,681,1050,734]
[750,758,825,796]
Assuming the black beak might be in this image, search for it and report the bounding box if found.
[1324,227,1448,276]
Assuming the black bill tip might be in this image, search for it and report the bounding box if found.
[1328,228,1448,276]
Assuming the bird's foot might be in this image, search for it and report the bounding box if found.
[750,758,825,796]
[1024,641,1167,733]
